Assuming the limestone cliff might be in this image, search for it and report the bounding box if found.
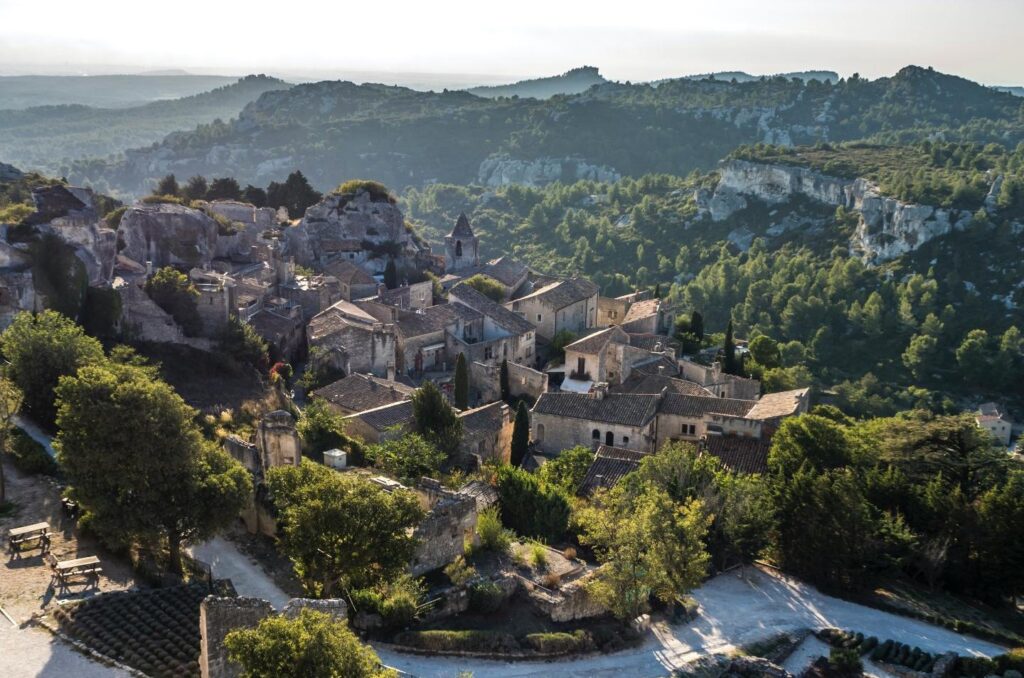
[478,154,621,187]
[707,159,978,263]
[284,188,426,271]
[117,202,219,269]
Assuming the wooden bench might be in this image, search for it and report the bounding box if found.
[52,555,102,590]
[7,522,51,555]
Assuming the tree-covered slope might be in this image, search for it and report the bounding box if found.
[0,75,290,176]
[66,66,1024,199]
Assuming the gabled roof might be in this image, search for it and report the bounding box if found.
[627,333,680,354]
[533,392,659,428]
[312,373,414,413]
[744,388,810,421]
[249,309,302,344]
[449,213,475,238]
[324,259,375,285]
[630,355,682,378]
[514,277,598,310]
[347,400,414,432]
[702,436,770,474]
[658,393,756,418]
[481,256,528,288]
[564,326,626,355]
[579,445,646,496]
[308,300,382,342]
[614,373,714,397]
[459,401,510,439]
[449,283,535,335]
[622,298,662,323]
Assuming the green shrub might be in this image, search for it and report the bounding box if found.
[871,639,892,661]
[495,466,570,542]
[141,194,184,205]
[443,556,476,587]
[469,580,505,613]
[7,429,57,475]
[829,647,862,676]
[333,180,395,204]
[523,631,594,655]
[393,630,519,653]
[860,637,877,655]
[104,206,127,229]
[350,575,422,629]
[476,506,512,554]
[529,542,547,569]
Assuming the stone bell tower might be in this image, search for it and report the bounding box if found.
[444,213,479,272]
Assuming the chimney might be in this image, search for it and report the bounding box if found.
[387,363,396,382]
[592,382,609,399]
[654,342,662,352]
[658,365,665,376]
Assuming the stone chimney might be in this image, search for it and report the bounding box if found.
[387,362,396,382]
[592,382,609,399]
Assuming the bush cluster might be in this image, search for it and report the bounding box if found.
[6,429,57,476]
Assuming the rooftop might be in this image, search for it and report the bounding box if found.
[346,400,415,432]
[324,259,375,285]
[745,388,810,420]
[564,326,626,355]
[659,393,756,418]
[627,332,680,354]
[513,277,599,310]
[312,373,414,413]
[449,213,475,238]
[622,298,662,323]
[480,256,529,288]
[702,435,771,474]
[613,372,715,397]
[533,392,660,427]
[579,445,647,496]
[450,283,535,335]
[458,401,510,439]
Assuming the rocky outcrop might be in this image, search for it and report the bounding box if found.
[0,162,23,182]
[117,202,218,269]
[478,154,621,187]
[709,159,977,263]
[284,188,423,270]
[29,186,118,286]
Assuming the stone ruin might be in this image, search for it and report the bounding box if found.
[199,596,348,678]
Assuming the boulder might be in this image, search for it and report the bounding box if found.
[118,202,218,269]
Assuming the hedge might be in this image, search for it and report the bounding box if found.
[523,631,594,654]
[393,630,519,653]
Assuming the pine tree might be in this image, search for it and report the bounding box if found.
[499,358,511,403]
[384,258,398,290]
[723,320,738,375]
[154,174,180,197]
[454,353,469,410]
[511,401,530,467]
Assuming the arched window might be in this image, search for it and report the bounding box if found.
[455,240,463,257]
[605,431,614,446]
[592,429,600,440]
[622,436,630,445]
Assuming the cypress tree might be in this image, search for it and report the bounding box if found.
[653,283,662,299]
[499,358,510,403]
[511,401,530,467]
[454,353,469,410]
[383,258,398,290]
[691,311,704,341]
[723,320,738,375]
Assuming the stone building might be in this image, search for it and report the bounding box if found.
[563,325,681,387]
[444,213,479,272]
[323,259,378,301]
[976,402,1014,446]
[190,269,236,337]
[278,274,342,320]
[507,277,599,340]
[448,283,537,368]
[678,357,762,400]
[307,300,397,378]
[249,298,305,363]
[531,386,661,454]
[579,445,646,496]
[311,373,414,416]
[457,401,513,465]
[620,297,676,335]
[470,359,548,404]
[343,400,415,444]
[654,393,758,449]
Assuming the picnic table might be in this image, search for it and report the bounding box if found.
[52,555,102,589]
[7,521,50,554]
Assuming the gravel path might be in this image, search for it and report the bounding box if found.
[0,621,130,677]
[195,535,1005,678]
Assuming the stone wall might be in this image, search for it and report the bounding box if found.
[255,410,301,469]
[532,410,654,455]
[469,360,548,404]
[200,596,274,678]
[410,481,478,576]
[523,570,606,622]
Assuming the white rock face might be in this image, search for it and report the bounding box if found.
[711,159,978,263]
[117,202,219,269]
[284,189,417,269]
[478,154,621,187]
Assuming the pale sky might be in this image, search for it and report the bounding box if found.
[1,0,1022,85]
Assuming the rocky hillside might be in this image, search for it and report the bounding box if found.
[0,75,290,177]
[65,66,1024,199]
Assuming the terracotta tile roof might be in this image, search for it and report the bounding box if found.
[533,392,659,427]
[348,400,414,432]
[564,327,623,355]
[449,283,535,335]
[312,374,414,413]
[622,298,661,323]
[579,445,646,496]
[702,436,770,474]
[614,373,714,397]
[514,277,598,310]
[745,388,810,420]
[459,401,509,439]
[659,393,756,418]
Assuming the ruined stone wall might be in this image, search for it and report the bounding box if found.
[199,596,274,678]
[410,490,477,576]
[470,360,547,404]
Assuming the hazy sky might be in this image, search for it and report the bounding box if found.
[1,0,1022,85]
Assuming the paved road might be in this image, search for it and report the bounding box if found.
[190,537,290,609]
[0,622,131,678]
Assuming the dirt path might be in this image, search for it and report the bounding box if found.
[190,536,290,609]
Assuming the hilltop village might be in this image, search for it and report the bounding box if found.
[0,172,1015,678]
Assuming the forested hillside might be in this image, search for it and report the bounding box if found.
[66,66,1024,199]
[0,75,289,175]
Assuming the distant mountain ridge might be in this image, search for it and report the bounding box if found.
[467,66,607,99]
[674,70,840,83]
[0,73,252,109]
[0,75,290,175]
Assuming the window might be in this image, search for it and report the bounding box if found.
[484,346,493,360]
[455,240,463,257]
[592,429,600,440]
[537,314,542,322]
[577,357,586,375]
[605,431,614,445]
[622,436,629,445]
[679,423,697,436]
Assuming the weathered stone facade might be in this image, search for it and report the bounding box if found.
[199,596,275,678]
